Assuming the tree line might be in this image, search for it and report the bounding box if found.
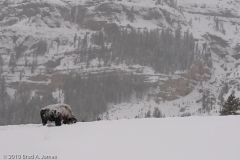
[0,72,148,125]
[0,76,57,125]
[74,27,196,74]
[63,73,148,121]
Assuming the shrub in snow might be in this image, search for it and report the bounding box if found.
[220,94,240,116]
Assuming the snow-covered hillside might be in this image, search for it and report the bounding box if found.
[102,0,240,119]
[1,116,240,160]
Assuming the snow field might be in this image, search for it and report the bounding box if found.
[0,116,240,160]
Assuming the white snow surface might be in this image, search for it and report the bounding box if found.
[0,116,240,160]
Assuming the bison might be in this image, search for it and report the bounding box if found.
[40,104,77,126]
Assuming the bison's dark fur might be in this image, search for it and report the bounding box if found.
[40,104,77,126]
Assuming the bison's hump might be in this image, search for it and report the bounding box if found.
[41,103,73,116]
[42,103,70,110]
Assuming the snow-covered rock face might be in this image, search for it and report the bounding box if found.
[1,0,240,122]
[0,0,185,54]
[179,0,240,18]
[0,0,70,27]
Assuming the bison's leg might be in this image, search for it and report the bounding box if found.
[63,120,68,124]
[42,119,47,126]
[62,116,70,124]
[55,117,62,126]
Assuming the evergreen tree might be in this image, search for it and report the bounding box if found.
[0,55,3,66]
[215,17,219,31]
[202,92,206,111]
[153,107,162,118]
[189,19,193,27]
[36,40,48,56]
[220,94,240,116]
[24,57,28,67]
[73,34,77,48]
[220,91,224,106]
[0,66,2,75]
[224,83,229,94]
[9,53,16,67]
[0,76,6,104]
[31,60,35,74]
[145,110,151,118]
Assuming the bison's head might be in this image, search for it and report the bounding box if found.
[69,116,77,124]
[52,110,60,118]
[40,108,50,118]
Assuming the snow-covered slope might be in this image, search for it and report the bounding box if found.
[1,116,240,160]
